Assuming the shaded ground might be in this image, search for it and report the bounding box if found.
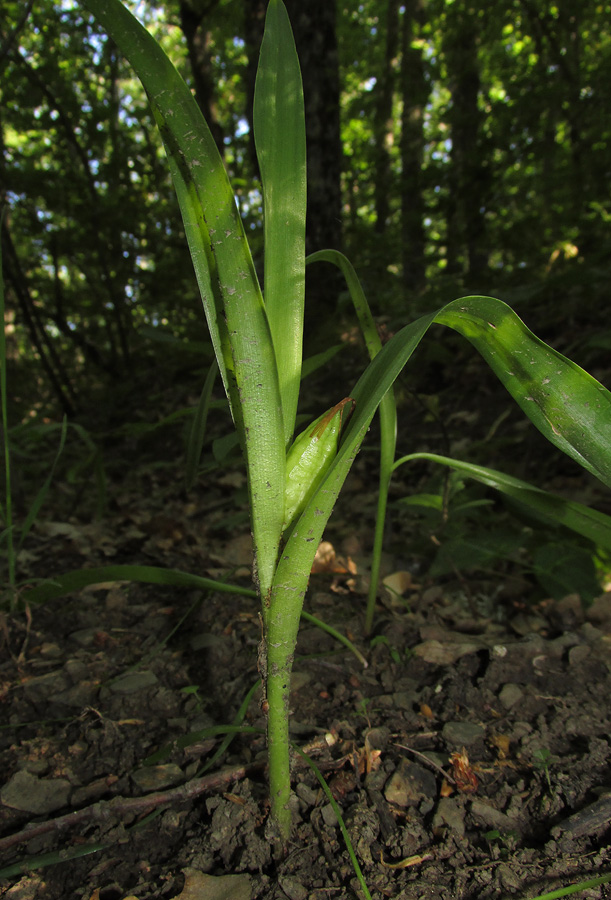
[2,336,611,899]
[2,508,611,898]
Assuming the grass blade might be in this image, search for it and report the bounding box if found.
[185,359,218,490]
[81,0,286,598]
[25,565,257,605]
[254,0,306,445]
[393,452,611,551]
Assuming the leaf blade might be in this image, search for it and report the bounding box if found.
[254,0,307,444]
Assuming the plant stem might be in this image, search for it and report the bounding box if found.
[265,575,306,840]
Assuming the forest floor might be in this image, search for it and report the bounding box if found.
[2,330,611,900]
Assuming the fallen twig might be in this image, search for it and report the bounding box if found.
[0,760,265,855]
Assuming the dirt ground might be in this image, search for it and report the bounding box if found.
[2,359,611,900]
[2,519,611,899]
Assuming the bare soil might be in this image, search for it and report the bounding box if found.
[2,526,611,899]
[2,357,611,900]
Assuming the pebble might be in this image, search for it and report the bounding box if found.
[278,876,308,900]
[321,803,339,827]
[54,681,99,707]
[432,797,465,837]
[412,639,480,665]
[109,670,158,693]
[23,670,69,703]
[176,869,252,900]
[1,769,71,814]
[131,764,184,792]
[499,683,523,709]
[384,759,436,808]
[295,781,318,806]
[442,721,485,746]
[470,799,517,830]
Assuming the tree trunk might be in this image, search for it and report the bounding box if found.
[178,0,225,157]
[373,0,400,236]
[244,0,343,335]
[400,0,428,293]
[443,1,490,282]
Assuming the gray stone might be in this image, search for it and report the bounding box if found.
[442,721,485,746]
[470,799,517,830]
[499,683,523,709]
[131,764,184,792]
[1,769,71,814]
[109,670,158,693]
[384,759,436,808]
[178,869,251,900]
[54,682,99,707]
[321,803,338,827]
[23,670,70,704]
[432,797,465,837]
[279,876,308,900]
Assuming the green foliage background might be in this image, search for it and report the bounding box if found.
[2,0,610,419]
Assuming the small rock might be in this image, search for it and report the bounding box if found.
[109,671,158,693]
[279,876,308,900]
[64,658,89,682]
[55,682,99,707]
[568,644,590,665]
[384,759,436,808]
[69,628,101,647]
[131,764,184,792]
[321,803,338,827]
[290,671,312,693]
[392,691,416,710]
[442,721,484,746]
[1,769,71,814]
[587,593,611,626]
[432,797,465,837]
[23,670,70,704]
[172,868,251,900]
[295,781,318,806]
[470,799,517,830]
[499,683,523,709]
[412,639,479,665]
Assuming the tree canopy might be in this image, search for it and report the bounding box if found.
[1,0,610,417]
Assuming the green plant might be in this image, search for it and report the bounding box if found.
[532,746,555,791]
[33,0,611,849]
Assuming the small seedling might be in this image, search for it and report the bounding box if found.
[532,746,555,791]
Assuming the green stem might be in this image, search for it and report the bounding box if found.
[365,393,396,634]
[305,251,397,635]
[265,565,309,839]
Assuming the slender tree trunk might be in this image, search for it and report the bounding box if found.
[244,0,343,334]
[178,0,225,157]
[2,226,76,416]
[400,0,427,293]
[443,1,490,283]
[373,0,400,236]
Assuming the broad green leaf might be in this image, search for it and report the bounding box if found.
[435,297,611,488]
[255,0,306,445]
[270,295,611,646]
[81,0,285,597]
